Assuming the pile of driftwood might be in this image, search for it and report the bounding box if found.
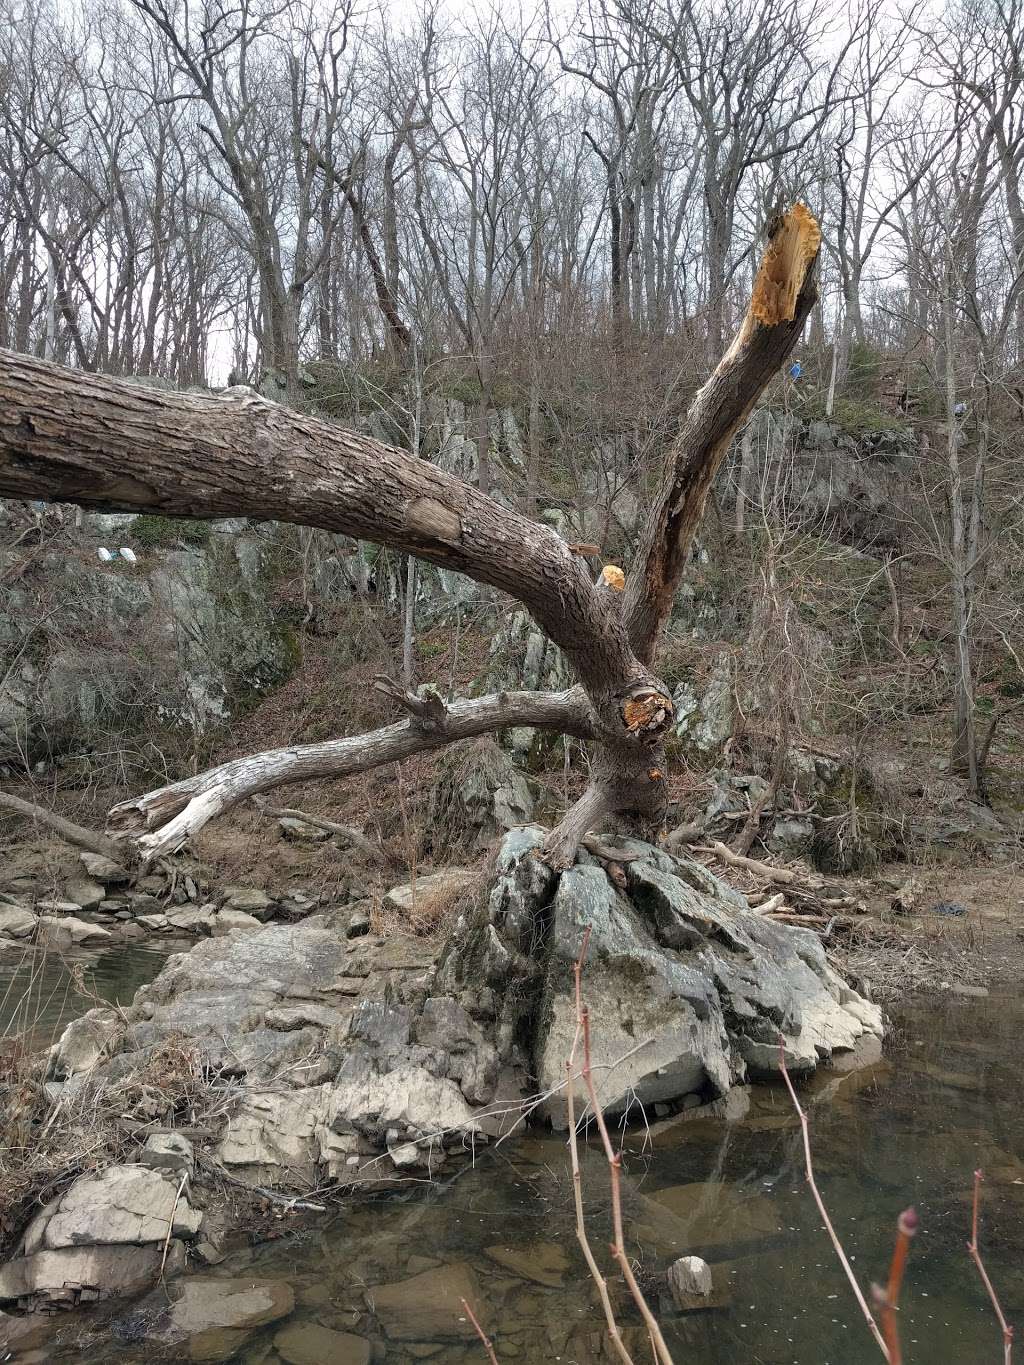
[694,840,868,937]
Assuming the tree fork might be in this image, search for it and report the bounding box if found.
[0,205,820,864]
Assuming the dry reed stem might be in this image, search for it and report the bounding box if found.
[579,1005,675,1365]
[969,1169,1014,1364]
[777,1038,891,1361]
[159,1171,189,1283]
[566,927,635,1365]
[461,1296,500,1364]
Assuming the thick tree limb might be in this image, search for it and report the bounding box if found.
[0,205,822,865]
[624,204,821,662]
[0,789,120,860]
[108,688,594,861]
[0,354,641,707]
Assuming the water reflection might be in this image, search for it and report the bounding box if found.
[0,942,174,1044]
[40,990,1024,1363]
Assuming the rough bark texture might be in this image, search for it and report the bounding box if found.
[625,204,821,662]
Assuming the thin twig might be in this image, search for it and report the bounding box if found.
[968,1169,1014,1364]
[874,1207,918,1364]
[581,1006,674,1365]
[778,1038,891,1361]
[158,1172,189,1283]
[566,928,635,1365]
[461,1296,500,1364]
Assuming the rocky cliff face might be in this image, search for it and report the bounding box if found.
[0,508,296,773]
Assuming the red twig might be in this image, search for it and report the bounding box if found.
[461,1296,500,1364]
[874,1207,918,1365]
[968,1169,1014,1364]
[777,1038,891,1361]
[566,928,636,1364]
[581,1005,675,1365]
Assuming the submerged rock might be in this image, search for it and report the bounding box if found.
[122,1275,296,1362]
[274,1320,371,1365]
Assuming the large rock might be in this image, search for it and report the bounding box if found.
[274,1321,371,1365]
[21,1165,202,1250]
[369,1262,483,1341]
[123,1275,296,1362]
[0,902,36,939]
[0,1243,180,1307]
[37,914,112,947]
[65,878,106,910]
[533,839,882,1121]
[47,1007,124,1078]
[218,1087,329,1173]
[79,851,131,884]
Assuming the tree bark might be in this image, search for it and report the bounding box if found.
[110,687,594,861]
[624,204,820,662]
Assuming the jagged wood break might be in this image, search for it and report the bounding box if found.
[0,205,820,866]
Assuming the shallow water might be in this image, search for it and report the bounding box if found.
[38,990,1024,1364]
[0,942,174,1044]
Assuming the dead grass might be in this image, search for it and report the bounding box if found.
[0,1025,238,1257]
[369,854,495,939]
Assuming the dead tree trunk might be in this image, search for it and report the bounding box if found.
[0,205,820,867]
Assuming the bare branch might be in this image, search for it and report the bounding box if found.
[108,687,593,861]
[0,790,120,861]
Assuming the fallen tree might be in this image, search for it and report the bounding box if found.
[0,204,820,866]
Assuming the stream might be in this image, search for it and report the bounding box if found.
[11,964,1024,1364]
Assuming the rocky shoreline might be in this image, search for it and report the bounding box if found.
[0,827,882,1330]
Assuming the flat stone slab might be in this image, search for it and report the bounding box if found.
[368,1263,482,1340]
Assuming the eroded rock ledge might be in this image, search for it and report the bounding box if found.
[1,828,881,1310]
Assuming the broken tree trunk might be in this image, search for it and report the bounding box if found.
[0,205,820,865]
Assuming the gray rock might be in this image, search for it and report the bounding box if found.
[0,902,36,939]
[19,1165,201,1251]
[327,1063,482,1146]
[140,1133,195,1177]
[165,906,215,934]
[212,908,262,936]
[531,838,882,1122]
[0,1243,181,1306]
[65,879,107,910]
[219,1087,328,1171]
[136,913,170,931]
[667,1255,714,1305]
[47,1009,123,1079]
[766,815,815,858]
[38,915,112,947]
[79,853,130,885]
[36,898,82,914]
[221,887,276,919]
[129,1276,295,1357]
[346,907,371,938]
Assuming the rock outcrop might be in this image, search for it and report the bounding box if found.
[0,1165,201,1309]
[6,827,883,1309]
